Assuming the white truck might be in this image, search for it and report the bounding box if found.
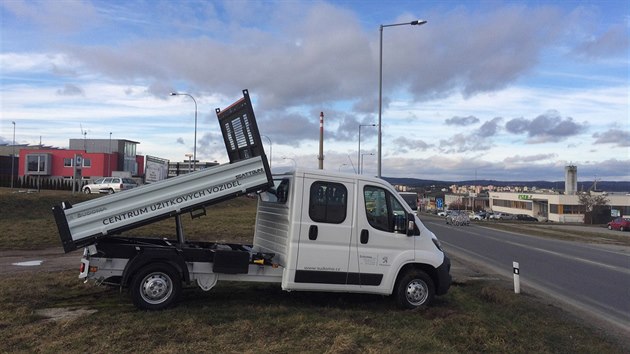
[53,90,451,310]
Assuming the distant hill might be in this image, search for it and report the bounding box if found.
[383,177,630,193]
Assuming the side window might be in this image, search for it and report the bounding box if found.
[364,186,407,233]
[309,181,347,224]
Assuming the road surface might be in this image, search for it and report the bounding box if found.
[420,215,630,334]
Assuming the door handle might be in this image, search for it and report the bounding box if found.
[309,225,318,240]
[360,229,369,244]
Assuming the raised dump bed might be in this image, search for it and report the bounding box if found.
[53,89,273,253]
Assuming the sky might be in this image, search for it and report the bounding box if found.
[1,0,629,182]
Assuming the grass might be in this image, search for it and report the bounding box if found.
[0,188,257,250]
[1,188,628,352]
[472,221,630,246]
[0,270,626,353]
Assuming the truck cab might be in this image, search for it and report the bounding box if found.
[254,169,450,308]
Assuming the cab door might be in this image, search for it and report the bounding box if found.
[355,182,415,290]
[294,178,354,288]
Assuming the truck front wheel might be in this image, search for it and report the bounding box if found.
[395,270,435,309]
[131,264,181,310]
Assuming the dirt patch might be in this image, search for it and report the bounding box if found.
[36,307,98,323]
[0,248,81,275]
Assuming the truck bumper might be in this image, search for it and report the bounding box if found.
[435,255,451,296]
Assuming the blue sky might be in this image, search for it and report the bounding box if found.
[1,0,628,181]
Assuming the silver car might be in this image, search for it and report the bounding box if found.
[83,177,137,194]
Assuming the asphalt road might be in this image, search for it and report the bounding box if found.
[420,215,630,333]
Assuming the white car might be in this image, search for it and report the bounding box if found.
[83,177,138,194]
[470,213,484,221]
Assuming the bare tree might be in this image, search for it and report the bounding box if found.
[578,192,609,224]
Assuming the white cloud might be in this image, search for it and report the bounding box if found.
[1,1,628,181]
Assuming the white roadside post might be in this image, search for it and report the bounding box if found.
[513,261,520,294]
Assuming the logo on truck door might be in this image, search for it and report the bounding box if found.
[359,254,391,267]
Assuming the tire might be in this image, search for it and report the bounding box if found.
[83,188,91,194]
[395,270,435,309]
[107,188,115,194]
[131,263,181,311]
[608,225,612,230]
[621,227,625,232]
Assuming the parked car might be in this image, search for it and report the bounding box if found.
[515,214,538,222]
[470,212,487,220]
[607,217,630,231]
[493,212,515,220]
[83,177,138,194]
[437,210,448,217]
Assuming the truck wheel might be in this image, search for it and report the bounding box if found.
[395,270,435,309]
[131,264,181,310]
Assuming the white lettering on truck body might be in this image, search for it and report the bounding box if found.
[102,179,243,226]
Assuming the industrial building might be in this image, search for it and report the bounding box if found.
[7,139,145,190]
[488,191,629,222]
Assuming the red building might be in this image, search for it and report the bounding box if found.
[18,139,144,182]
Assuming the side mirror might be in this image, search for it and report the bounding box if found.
[407,213,416,236]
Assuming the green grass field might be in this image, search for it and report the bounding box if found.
[0,188,627,352]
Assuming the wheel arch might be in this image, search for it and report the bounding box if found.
[393,262,438,294]
[122,250,190,288]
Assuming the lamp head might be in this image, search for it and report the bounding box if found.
[411,19,427,25]
[169,92,178,96]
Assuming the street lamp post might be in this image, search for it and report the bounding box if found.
[358,124,376,175]
[378,19,427,178]
[11,121,15,188]
[170,92,198,171]
[282,157,296,168]
[185,153,193,173]
[261,135,272,170]
[108,132,112,176]
[361,152,374,175]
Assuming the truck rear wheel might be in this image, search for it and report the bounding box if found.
[131,263,181,310]
[395,270,435,309]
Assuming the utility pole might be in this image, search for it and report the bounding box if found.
[318,112,324,169]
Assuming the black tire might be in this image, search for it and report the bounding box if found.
[608,225,612,230]
[395,270,435,309]
[131,263,181,310]
[107,188,115,194]
[83,188,91,194]
[621,226,625,232]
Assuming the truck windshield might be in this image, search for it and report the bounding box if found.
[260,178,290,204]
